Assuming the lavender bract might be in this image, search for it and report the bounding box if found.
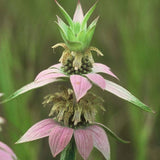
[16,119,110,160]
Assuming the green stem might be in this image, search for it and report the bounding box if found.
[60,138,76,160]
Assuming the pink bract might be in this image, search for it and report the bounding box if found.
[0,141,17,160]
[16,119,110,160]
[2,62,152,113]
[73,0,84,23]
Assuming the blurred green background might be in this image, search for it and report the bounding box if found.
[0,0,159,160]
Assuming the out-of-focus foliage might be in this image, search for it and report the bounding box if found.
[0,0,159,160]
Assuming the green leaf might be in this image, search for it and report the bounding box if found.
[73,22,81,35]
[85,23,97,47]
[77,30,86,42]
[57,16,69,35]
[93,122,130,143]
[55,0,74,28]
[81,1,98,30]
[66,40,83,52]
[88,16,99,30]
[105,80,154,113]
[55,22,68,43]
[0,79,59,104]
[67,27,75,41]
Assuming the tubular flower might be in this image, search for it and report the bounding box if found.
[1,62,153,113]
[16,119,110,160]
[0,141,17,160]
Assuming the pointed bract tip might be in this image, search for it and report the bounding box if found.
[73,0,84,23]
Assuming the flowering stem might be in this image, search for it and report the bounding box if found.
[60,138,76,160]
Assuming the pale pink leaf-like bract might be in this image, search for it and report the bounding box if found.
[74,129,93,160]
[49,126,73,157]
[16,119,57,143]
[88,125,110,160]
[86,73,106,89]
[70,75,92,101]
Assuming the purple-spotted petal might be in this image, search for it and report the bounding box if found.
[88,125,110,160]
[0,142,17,160]
[92,63,118,79]
[105,80,153,112]
[74,129,93,160]
[86,73,106,89]
[49,126,73,157]
[73,1,84,23]
[1,79,59,103]
[35,72,66,82]
[16,119,57,143]
[70,75,92,101]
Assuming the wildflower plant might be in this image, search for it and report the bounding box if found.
[0,1,153,160]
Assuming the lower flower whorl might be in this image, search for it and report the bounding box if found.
[43,88,105,128]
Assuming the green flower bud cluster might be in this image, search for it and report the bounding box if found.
[62,57,93,75]
[55,1,98,52]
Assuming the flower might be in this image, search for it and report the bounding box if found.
[0,141,17,160]
[16,119,110,160]
[55,0,98,52]
[1,62,153,113]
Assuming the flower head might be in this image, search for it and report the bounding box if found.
[1,62,153,113]
[16,119,110,160]
[55,0,98,53]
[0,141,17,160]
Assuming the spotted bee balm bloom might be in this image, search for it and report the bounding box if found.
[16,119,110,160]
[0,1,153,160]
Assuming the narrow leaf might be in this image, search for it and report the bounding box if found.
[49,126,73,157]
[74,129,93,160]
[88,125,110,160]
[73,1,84,23]
[55,0,73,28]
[88,16,99,30]
[16,119,57,143]
[86,73,106,90]
[81,1,98,30]
[57,16,69,34]
[93,122,130,144]
[92,63,118,79]
[1,79,59,103]
[105,80,153,113]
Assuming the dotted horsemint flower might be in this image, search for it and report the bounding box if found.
[16,119,110,160]
[1,62,153,113]
[0,141,17,160]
